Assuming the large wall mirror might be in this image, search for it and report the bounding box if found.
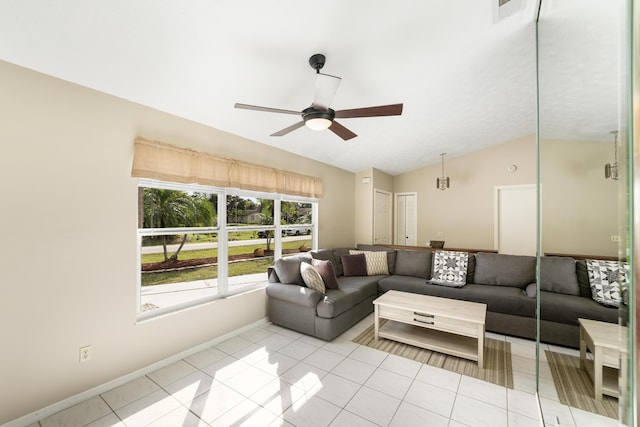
[537,0,631,425]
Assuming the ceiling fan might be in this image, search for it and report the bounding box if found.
[234,54,403,141]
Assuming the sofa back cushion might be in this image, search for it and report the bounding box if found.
[331,248,354,276]
[356,244,397,274]
[474,252,535,288]
[394,250,432,279]
[540,256,580,295]
[575,260,593,298]
[274,254,312,286]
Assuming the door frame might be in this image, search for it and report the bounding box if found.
[493,184,537,253]
[394,192,418,246]
[373,188,392,245]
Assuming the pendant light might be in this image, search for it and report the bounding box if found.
[436,153,450,191]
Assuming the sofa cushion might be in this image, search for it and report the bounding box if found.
[575,260,592,298]
[395,250,432,278]
[312,258,339,289]
[430,250,468,287]
[316,275,382,319]
[540,291,618,325]
[331,247,353,276]
[300,262,326,293]
[310,249,338,273]
[349,250,389,275]
[341,253,368,277]
[473,252,536,289]
[273,255,311,286]
[378,277,536,318]
[540,256,579,295]
[356,244,397,274]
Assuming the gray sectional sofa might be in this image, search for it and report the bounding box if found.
[265,245,619,347]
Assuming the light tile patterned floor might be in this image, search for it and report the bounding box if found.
[32,314,620,427]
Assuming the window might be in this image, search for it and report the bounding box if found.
[137,180,318,319]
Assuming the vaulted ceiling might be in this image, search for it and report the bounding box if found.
[0,0,620,175]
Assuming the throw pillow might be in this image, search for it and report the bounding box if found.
[429,250,469,287]
[524,283,537,298]
[341,253,368,277]
[312,258,339,289]
[300,262,326,293]
[586,259,628,307]
[349,250,389,275]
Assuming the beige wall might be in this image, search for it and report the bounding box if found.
[393,135,537,249]
[392,135,622,256]
[0,60,356,424]
[540,139,623,257]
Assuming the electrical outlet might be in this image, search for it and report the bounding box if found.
[437,231,444,237]
[79,345,92,363]
[610,235,621,243]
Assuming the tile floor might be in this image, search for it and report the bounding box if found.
[31,314,621,427]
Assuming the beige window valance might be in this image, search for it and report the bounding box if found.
[131,137,323,198]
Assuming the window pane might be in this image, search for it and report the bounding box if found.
[227,230,271,292]
[281,201,312,225]
[226,196,273,226]
[283,229,313,255]
[141,188,217,228]
[140,233,218,313]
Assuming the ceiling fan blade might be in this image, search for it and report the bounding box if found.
[334,103,403,118]
[271,121,306,137]
[313,73,341,110]
[234,103,301,115]
[329,120,357,141]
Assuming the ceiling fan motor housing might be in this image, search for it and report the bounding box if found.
[302,106,335,122]
[309,53,326,72]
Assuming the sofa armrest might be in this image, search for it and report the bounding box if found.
[265,282,322,308]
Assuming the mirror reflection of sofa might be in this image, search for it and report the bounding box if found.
[266,245,622,347]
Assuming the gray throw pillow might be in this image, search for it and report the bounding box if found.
[473,252,536,289]
[539,256,579,295]
[273,255,310,286]
[395,250,432,278]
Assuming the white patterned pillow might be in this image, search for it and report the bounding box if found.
[300,262,326,294]
[430,250,469,287]
[349,250,389,275]
[586,260,628,307]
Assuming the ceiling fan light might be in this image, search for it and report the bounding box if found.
[305,117,332,131]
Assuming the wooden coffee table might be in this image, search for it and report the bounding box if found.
[373,290,487,368]
[579,318,628,401]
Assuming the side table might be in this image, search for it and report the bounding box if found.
[578,318,627,401]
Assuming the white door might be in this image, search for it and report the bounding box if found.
[395,193,417,246]
[373,189,392,244]
[495,185,537,256]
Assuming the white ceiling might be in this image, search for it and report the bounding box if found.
[0,0,621,175]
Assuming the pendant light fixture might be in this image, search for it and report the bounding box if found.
[605,130,619,180]
[436,153,450,191]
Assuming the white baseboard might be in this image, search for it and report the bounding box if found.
[3,317,269,427]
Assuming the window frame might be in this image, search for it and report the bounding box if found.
[137,178,318,321]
